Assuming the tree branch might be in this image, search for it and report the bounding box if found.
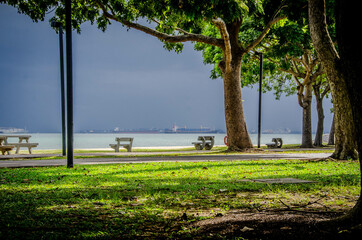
[151,18,190,35]
[94,0,223,47]
[308,0,340,62]
[212,18,232,71]
[244,4,287,52]
[321,84,330,98]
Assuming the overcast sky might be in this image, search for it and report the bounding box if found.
[0,5,333,133]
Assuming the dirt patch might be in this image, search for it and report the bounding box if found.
[186,210,362,239]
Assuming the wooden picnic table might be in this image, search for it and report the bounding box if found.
[0,135,32,144]
[0,135,38,154]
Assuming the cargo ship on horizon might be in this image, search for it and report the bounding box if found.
[160,124,224,134]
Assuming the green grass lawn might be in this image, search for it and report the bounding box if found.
[0,159,360,239]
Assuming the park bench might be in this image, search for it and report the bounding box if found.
[110,137,134,152]
[10,143,39,154]
[266,138,283,148]
[0,145,15,155]
[192,136,215,150]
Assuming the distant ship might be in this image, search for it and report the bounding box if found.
[160,124,223,134]
[0,127,28,134]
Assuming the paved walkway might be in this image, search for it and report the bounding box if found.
[0,151,332,168]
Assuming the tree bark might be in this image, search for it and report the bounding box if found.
[300,83,314,148]
[335,0,362,223]
[308,0,357,160]
[221,63,253,151]
[313,81,329,147]
[328,114,335,145]
[309,0,361,224]
[217,21,253,151]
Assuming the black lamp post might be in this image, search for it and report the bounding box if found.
[256,52,263,148]
[51,21,66,157]
[65,0,74,168]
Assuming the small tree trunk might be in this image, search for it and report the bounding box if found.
[314,94,325,146]
[301,83,314,148]
[328,114,335,145]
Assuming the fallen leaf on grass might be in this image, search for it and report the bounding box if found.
[280,226,292,230]
[241,226,254,232]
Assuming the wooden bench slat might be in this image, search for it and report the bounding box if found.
[7,143,38,146]
[4,143,39,154]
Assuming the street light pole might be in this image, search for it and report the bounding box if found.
[65,0,74,168]
[256,52,263,148]
[51,21,66,157]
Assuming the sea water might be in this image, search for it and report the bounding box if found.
[16,133,306,149]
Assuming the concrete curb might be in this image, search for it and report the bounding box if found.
[0,152,332,168]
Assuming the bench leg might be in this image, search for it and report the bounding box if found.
[110,145,120,152]
[123,145,131,152]
[115,143,120,152]
[16,146,20,154]
[1,150,10,155]
[28,147,32,154]
[204,143,213,150]
[194,144,203,150]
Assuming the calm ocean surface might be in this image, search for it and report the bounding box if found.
[8,133,307,149]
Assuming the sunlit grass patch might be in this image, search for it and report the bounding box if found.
[0,159,360,239]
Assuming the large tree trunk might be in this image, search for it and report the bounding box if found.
[308,0,357,160]
[221,59,253,151]
[215,20,253,151]
[328,76,357,158]
[300,83,314,148]
[331,98,357,159]
[314,93,325,147]
[335,0,362,223]
[309,0,361,224]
